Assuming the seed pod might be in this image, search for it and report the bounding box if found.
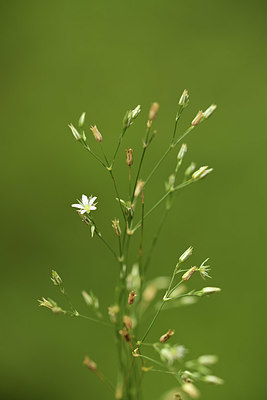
[123,315,133,330]
[90,125,102,142]
[128,290,136,305]
[182,266,197,281]
[125,148,133,166]
[160,329,175,343]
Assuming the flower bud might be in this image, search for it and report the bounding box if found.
[195,287,221,296]
[38,297,64,314]
[203,104,217,119]
[51,270,62,286]
[68,123,82,141]
[134,180,145,198]
[90,125,102,142]
[203,375,224,385]
[125,148,133,166]
[197,354,218,366]
[192,166,213,180]
[182,383,200,399]
[78,112,86,127]
[83,356,97,371]
[182,266,197,281]
[112,218,121,237]
[160,329,175,343]
[177,144,187,161]
[179,246,193,263]
[185,162,196,178]
[148,102,160,121]
[131,105,141,119]
[179,89,189,108]
[128,290,136,305]
[191,110,204,126]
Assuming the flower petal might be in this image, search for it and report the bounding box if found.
[82,194,89,205]
[72,204,83,209]
[90,206,97,210]
[80,209,87,214]
[89,196,97,205]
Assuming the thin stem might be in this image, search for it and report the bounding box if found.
[95,229,118,261]
[131,127,151,202]
[143,208,168,274]
[140,301,164,344]
[83,144,107,169]
[137,354,166,369]
[109,169,127,223]
[112,127,127,167]
[66,311,113,327]
[133,180,193,232]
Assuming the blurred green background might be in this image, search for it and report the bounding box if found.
[1,0,266,399]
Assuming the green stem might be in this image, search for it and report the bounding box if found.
[112,127,127,167]
[83,144,107,168]
[140,301,165,344]
[95,229,118,261]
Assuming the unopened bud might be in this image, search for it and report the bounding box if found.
[131,105,141,119]
[182,383,200,399]
[128,290,136,305]
[160,329,175,343]
[134,180,145,198]
[192,166,213,180]
[51,270,62,286]
[148,102,160,121]
[182,266,197,281]
[83,356,97,371]
[195,287,221,296]
[198,355,218,366]
[203,104,217,119]
[38,297,63,314]
[125,148,133,166]
[179,89,189,107]
[203,375,224,385]
[78,112,86,127]
[90,125,102,142]
[123,315,133,330]
[68,123,82,141]
[177,144,187,161]
[179,246,193,263]
[185,162,196,178]
[112,218,121,237]
[191,110,204,126]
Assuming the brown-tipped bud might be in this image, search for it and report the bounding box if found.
[191,111,204,126]
[182,266,197,281]
[160,329,175,343]
[134,180,144,198]
[123,315,133,330]
[119,327,131,343]
[112,218,121,237]
[148,102,160,121]
[125,148,133,166]
[83,356,97,371]
[128,290,136,305]
[90,125,102,142]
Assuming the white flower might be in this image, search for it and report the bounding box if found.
[72,194,97,214]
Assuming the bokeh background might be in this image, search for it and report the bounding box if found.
[1,0,267,399]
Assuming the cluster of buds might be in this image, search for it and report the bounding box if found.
[123,105,141,128]
[112,218,121,237]
[90,125,102,142]
[38,297,64,314]
[160,329,175,343]
[147,102,160,128]
[192,166,213,180]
